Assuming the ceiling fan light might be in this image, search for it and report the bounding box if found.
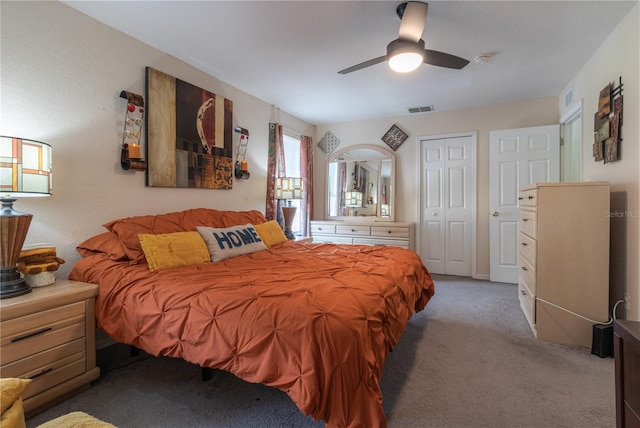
[386,38,425,73]
[389,52,423,73]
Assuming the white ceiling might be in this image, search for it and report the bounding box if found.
[63,1,637,125]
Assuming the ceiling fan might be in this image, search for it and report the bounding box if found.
[338,1,469,74]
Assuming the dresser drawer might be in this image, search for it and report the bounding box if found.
[519,254,536,294]
[370,226,409,239]
[519,189,538,207]
[353,237,409,249]
[1,302,86,365]
[519,232,537,266]
[519,210,537,238]
[311,223,335,235]
[336,225,370,236]
[313,236,353,244]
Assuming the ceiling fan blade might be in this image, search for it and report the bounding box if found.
[398,1,428,43]
[424,49,470,69]
[338,55,386,74]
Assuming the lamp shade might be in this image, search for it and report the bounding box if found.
[345,191,363,207]
[0,136,52,299]
[275,177,303,200]
[0,136,52,197]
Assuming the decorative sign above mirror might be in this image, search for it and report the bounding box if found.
[326,144,395,221]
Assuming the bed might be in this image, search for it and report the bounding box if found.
[70,208,434,428]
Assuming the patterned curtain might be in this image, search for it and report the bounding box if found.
[300,135,314,236]
[265,123,285,221]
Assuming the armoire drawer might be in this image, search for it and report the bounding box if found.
[519,189,538,207]
[519,254,536,294]
[519,232,537,266]
[519,210,537,238]
[519,277,536,331]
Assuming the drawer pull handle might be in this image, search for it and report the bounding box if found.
[522,266,528,271]
[528,196,534,200]
[11,327,52,343]
[27,368,53,380]
[520,290,527,296]
[518,197,523,200]
[351,229,355,232]
[522,219,529,222]
[521,242,528,246]
[387,230,392,234]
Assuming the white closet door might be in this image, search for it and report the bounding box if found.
[419,134,475,276]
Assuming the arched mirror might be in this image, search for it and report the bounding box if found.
[326,145,395,221]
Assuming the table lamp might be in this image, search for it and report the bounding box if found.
[275,177,303,240]
[0,136,52,298]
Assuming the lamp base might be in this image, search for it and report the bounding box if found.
[0,267,31,299]
[281,206,297,240]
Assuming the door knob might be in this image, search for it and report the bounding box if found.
[492,211,499,217]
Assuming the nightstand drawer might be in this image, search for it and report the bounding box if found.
[21,355,87,400]
[370,226,409,239]
[1,310,85,365]
[336,225,370,235]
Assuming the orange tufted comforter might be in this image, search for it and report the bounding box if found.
[70,211,434,428]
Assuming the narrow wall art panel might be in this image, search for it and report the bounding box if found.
[146,67,233,189]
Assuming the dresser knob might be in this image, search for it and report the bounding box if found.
[522,266,528,271]
[522,242,528,246]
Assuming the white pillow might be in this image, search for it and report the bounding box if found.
[196,224,267,262]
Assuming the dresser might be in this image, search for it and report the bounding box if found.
[0,280,100,415]
[614,320,640,428]
[518,182,610,348]
[310,220,414,249]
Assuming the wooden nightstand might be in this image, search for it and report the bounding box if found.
[0,279,100,416]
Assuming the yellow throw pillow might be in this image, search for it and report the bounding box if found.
[0,378,31,415]
[138,231,210,271]
[253,220,288,248]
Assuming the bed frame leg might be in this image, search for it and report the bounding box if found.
[130,346,141,357]
[201,367,213,382]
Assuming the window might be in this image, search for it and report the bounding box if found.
[282,134,302,235]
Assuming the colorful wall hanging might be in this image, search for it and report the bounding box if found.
[145,67,233,189]
[593,76,623,163]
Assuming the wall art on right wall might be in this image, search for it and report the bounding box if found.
[594,76,623,163]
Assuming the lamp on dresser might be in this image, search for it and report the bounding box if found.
[275,177,303,240]
[0,136,52,298]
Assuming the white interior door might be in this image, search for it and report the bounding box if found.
[489,125,559,283]
[418,134,475,277]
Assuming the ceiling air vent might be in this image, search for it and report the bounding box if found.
[408,105,435,114]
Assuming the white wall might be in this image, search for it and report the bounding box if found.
[315,96,559,279]
[1,1,315,278]
[559,3,639,321]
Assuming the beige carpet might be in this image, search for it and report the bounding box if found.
[27,275,615,427]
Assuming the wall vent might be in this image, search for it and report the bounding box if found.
[408,105,435,114]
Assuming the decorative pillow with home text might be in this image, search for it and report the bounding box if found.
[196,224,267,262]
